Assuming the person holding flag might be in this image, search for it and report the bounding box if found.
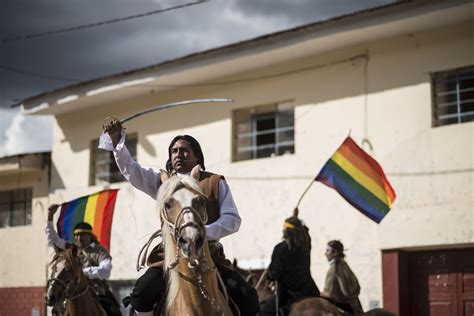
[260,210,320,316]
[45,204,121,316]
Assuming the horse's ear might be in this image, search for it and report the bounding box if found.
[53,245,63,254]
[160,169,171,182]
[190,165,200,180]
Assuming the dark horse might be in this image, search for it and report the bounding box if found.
[45,245,106,316]
[233,263,340,315]
[234,262,397,316]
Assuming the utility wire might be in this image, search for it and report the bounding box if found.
[0,64,80,82]
[1,0,209,44]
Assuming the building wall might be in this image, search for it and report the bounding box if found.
[0,155,50,287]
[0,287,45,316]
[46,20,473,310]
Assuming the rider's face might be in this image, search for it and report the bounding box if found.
[325,246,337,262]
[171,139,198,174]
[74,232,92,248]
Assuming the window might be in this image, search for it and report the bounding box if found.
[90,134,138,185]
[432,66,474,126]
[0,188,32,228]
[233,102,295,161]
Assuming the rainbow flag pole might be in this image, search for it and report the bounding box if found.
[56,189,119,250]
[315,137,396,223]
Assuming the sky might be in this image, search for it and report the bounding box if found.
[0,0,394,158]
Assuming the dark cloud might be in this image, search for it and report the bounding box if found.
[231,0,393,24]
[0,0,393,104]
[0,0,393,156]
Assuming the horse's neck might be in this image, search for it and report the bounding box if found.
[66,278,105,316]
[67,293,105,316]
[165,243,231,316]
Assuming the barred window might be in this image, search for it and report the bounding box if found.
[90,134,138,185]
[432,66,474,127]
[0,188,32,228]
[233,102,295,161]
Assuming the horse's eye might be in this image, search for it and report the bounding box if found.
[164,202,171,210]
[194,197,206,209]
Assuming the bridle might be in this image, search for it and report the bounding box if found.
[160,181,230,315]
[160,183,209,269]
[46,250,91,314]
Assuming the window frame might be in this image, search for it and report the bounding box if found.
[90,133,138,185]
[0,188,33,228]
[233,102,295,161]
[432,65,474,127]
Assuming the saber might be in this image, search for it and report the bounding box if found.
[120,98,234,124]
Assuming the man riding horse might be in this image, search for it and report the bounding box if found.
[260,211,320,316]
[46,205,121,316]
[101,119,259,316]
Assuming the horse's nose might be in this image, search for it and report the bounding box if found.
[195,235,204,250]
[179,233,204,256]
[45,294,55,306]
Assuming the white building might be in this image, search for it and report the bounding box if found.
[3,1,473,315]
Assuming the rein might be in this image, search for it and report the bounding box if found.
[140,178,229,315]
[47,249,92,312]
[160,182,208,269]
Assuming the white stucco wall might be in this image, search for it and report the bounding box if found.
[0,155,50,287]
[25,19,474,310]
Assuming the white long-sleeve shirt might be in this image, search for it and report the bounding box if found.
[99,131,241,240]
[45,221,112,280]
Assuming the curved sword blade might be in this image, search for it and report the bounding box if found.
[120,98,234,124]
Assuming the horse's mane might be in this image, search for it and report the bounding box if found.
[50,246,81,272]
[157,174,205,210]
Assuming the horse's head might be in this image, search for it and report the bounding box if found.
[45,245,84,308]
[159,165,209,264]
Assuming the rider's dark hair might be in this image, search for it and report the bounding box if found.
[283,216,311,255]
[328,240,345,258]
[72,222,99,244]
[166,135,206,172]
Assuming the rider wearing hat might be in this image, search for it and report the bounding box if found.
[46,205,121,316]
[261,211,320,316]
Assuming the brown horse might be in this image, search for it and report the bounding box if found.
[45,245,106,316]
[157,166,233,316]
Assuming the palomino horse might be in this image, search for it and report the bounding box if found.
[45,245,105,316]
[157,166,233,316]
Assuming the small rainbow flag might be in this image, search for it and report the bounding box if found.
[315,137,396,223]
[56,189,119,250]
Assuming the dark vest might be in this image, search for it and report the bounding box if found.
[146,171,224,267]
[197,171,222,224]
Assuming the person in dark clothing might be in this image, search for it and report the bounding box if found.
[260,209,320,316]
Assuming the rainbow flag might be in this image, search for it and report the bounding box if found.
[315,137,396,223]
[56,189,119,250]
